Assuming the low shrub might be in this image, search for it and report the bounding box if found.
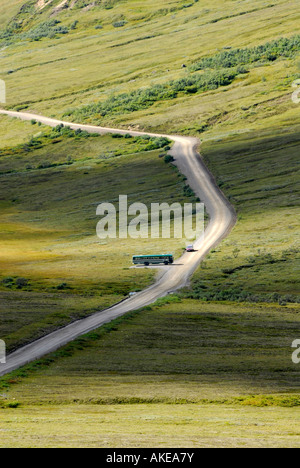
[190,35,300,71]
[64,69,241,120]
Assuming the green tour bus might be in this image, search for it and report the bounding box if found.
[132,254,174,266]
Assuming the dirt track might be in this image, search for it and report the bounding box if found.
[0,109,237,376]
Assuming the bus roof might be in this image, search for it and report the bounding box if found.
[133,254,173,258]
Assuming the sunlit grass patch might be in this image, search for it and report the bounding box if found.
[0,128,194,348]
[1,300,300,405]
[183,125,300,302]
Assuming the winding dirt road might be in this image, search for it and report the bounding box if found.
[0,109,236,376]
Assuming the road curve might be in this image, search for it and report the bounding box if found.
[0,109,237,376]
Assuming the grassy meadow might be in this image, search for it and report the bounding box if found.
[0,118,195,351]
[0,0,299,135]
[0,0,299,448]
[2,404,300,448]
[182,124,300,303]
[0,299,300,447]
[2,299,300,402]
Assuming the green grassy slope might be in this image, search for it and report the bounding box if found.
[3,299,300,403]
[0,0,25,30]
[0,0,300,448]
[0,115,50,147]
[0,0,299,135]
[182,125,300,303]
[1,298,300,447]
[1,404,300,448]
[0,120,194,351]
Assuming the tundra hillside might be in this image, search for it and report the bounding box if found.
[0,0,299,448]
